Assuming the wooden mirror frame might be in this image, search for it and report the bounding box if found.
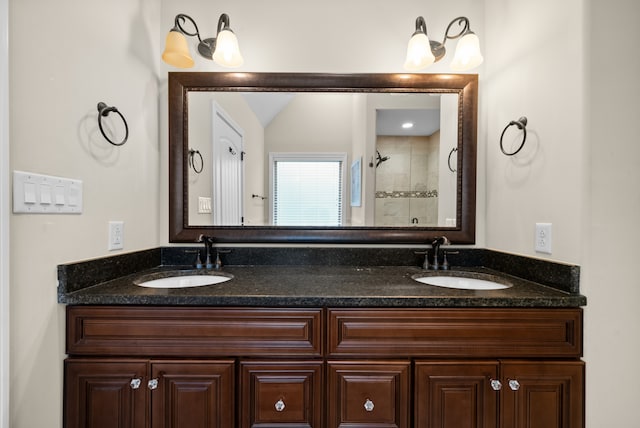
[169,72,477,244]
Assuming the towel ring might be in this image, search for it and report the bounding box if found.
[447,147,457,172]
[188,149,203,174]
[500,116,528,156]
[97,102,129,146]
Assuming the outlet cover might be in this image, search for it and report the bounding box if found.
[535,223,552,254]
[108,221,124,251]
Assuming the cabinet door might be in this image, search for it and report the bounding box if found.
[415,361,499,428]
[240,360,323,428]
[150,360,235,428]
[64,358,147,428]
[327,361,410,428]
[500,361,584,428]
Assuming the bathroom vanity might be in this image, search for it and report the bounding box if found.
[60,250,586,428]
[64,305,583,428]
[60,72,585,427]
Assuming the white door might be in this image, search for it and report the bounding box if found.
[212,102,244,225]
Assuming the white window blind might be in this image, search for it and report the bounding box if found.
[272,155,344,226]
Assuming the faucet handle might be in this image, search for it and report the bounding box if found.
[213,249,231,270]
[414,250,429,270]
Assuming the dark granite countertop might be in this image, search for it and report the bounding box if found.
[58,262,586,308]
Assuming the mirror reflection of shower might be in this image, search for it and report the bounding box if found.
[374,105,442,227]
[375,150,390,167]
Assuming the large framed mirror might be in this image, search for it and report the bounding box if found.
[169,72,477,244]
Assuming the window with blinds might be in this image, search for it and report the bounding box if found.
[271,154,346,226]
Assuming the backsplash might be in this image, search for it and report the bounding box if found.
[58,246,580,297]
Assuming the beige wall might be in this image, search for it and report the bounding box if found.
[7,0,640,427]
[9,0,161,426]
[583,0,640,425]
[482,0,640,426]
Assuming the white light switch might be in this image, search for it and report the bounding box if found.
[13,171,83,214]
[55,186,66,205]
[198,196,212,214]
[23,182,37,204]
[40,184,52,204]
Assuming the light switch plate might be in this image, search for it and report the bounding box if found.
[13,170,82,214]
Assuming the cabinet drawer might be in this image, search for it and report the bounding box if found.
[327,361,410,428]
[67,306,322,357]
[328,308,582,358]
[240,361,323,428]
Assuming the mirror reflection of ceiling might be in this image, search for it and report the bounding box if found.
[238,92,441,136]
[376,108,440,136]
[240,93,295,127]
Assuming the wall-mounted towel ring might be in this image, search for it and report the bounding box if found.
[500,116,528,156]
[447,147,457,172]
[188,149,203,173]
[97,102,129,146]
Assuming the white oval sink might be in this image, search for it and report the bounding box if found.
[413,275,512,290]
[135,274,232,289]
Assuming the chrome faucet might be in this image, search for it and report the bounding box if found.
[429,236,450,270]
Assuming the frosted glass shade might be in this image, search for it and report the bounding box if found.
[450,32,483,71]
[162,31,194,68]
[212,29,244,67]
[404,32,435,71]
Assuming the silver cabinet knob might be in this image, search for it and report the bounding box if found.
[364,398,375,412]
[130,378,142,389]
[490,379,502,391]
[508,379,520,391]
[148,378,159,390]
[275,399,285,412]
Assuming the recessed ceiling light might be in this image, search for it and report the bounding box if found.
[402,122,414,129]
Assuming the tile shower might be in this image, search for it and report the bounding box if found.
[375,134,440,226]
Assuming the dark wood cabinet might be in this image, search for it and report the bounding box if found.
[500,361,584,428]
[150,360,235,428]
[64,359,234,428]
[240,360,323,428]
[64,359,147,428]
[327,361,410,428]
[414,360,585,428]
[64,306,584,428]
[415,361,499,428]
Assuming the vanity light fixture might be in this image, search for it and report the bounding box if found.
[404,16,483,72]
[162,13,244,68]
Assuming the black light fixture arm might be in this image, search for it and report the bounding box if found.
[411,15,475,63]
[216,13,231,34]
[173,14,203,42]
[441,16,472,45]
[413,16,428,36]
[174,13,233,61]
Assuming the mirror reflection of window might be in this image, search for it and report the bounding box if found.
[270,153,346,226]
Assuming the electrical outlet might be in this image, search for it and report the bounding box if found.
[535,223,552,254]
[108,221,124,251]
